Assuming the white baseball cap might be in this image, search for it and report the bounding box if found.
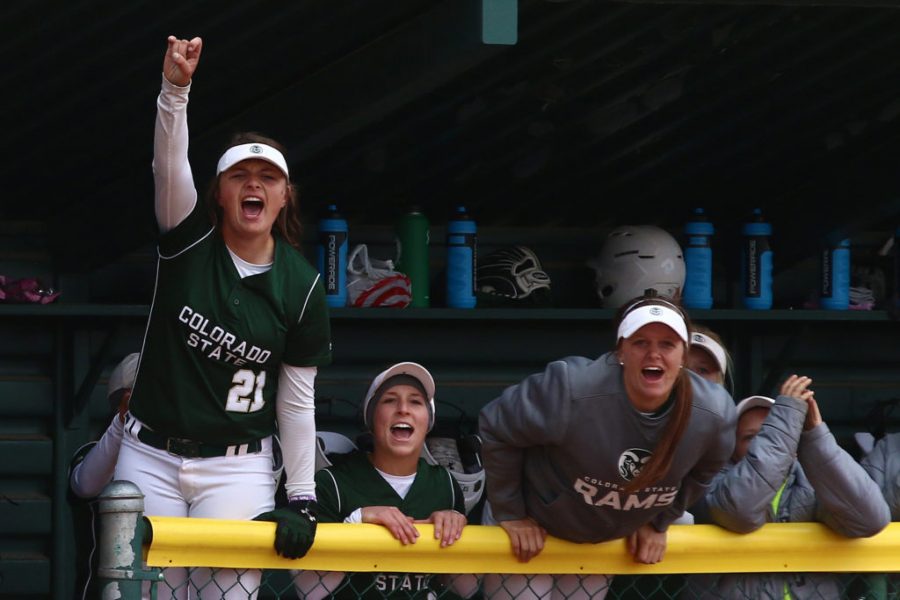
[617,303,688,343]
[362,362,436,431]
[735,395,775,417]
[690,331,728,375]
[216,143,289,178]
[108,353,140,399]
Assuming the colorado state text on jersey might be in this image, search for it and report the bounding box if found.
[179,306,272,366]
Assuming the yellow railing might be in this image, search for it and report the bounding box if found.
[145,518,900,574]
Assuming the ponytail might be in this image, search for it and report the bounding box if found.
[623,370,693,493]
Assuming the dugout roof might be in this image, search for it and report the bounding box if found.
[4,0,900,272]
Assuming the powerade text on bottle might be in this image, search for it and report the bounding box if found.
[820,238,850,310]
[446,205,477,308]
[316,204,348,308]
[683,208,714,309]
[396,206,430,308]
[741,208,773,310]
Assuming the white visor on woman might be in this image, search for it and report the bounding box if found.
[216,143,289,178]
[690,332,728,375]
[617,304,688,343]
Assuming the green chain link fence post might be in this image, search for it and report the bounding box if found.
[97,480,163,599]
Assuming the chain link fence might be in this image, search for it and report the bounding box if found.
[142,570,900,599]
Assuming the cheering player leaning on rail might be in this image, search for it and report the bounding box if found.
[479,291,736,600]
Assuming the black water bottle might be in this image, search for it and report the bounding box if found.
[741,208,773,310]
[820,238,850,310]
[683,208,714,309]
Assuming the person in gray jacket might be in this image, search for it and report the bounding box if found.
[860,430,900,599]
[479,292,737,599]
[861,431,900,520]
[687,376,890,599]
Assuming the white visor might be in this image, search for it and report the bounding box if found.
[216,143,289,178]
[690,332,728,376]
[362,362,436,430]
[617,304,688,343]
[735,395,774,417]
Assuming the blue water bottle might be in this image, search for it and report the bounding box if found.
[316,204,348,308]
[446,205,477,308]
[820,238,850,310]
[683,208,714,309]
[741,208,773,310]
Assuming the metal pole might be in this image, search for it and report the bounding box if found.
[96,480,163,599]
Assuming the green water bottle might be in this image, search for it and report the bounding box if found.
[396,206,430,308]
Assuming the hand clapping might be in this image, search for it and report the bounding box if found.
[780,374,822,431]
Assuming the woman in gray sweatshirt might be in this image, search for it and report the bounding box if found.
[479,293,737,599]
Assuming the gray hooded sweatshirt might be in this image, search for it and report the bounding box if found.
[478,352,736,543]
[687,394,890,600]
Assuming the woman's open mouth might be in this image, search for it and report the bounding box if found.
[390,423,414,441]
[241,197,264,219]
[642,366,664,383]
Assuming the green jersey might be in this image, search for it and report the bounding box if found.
[316,451,465,599]
[129,203,332,444]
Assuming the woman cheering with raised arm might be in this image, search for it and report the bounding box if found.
[114,35,332,599]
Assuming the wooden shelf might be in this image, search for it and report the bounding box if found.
[332,307,895,322]
[0,303,149,317]
[0,303,894,322]
[0,303,892,322]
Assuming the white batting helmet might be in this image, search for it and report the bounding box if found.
[422,435,485,515]
[588,225,685,309]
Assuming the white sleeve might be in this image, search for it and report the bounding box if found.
[153,75,197,232]
[70,415,125,499]
[277,364,318,499]
[345,509,363,523]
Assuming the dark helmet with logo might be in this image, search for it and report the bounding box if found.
[476,245,552,307]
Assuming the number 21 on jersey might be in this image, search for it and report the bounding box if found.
[225,369,266,413]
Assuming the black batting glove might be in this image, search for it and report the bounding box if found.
[253,498,318,559]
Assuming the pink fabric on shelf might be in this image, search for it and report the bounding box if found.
[0,276,61,304]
